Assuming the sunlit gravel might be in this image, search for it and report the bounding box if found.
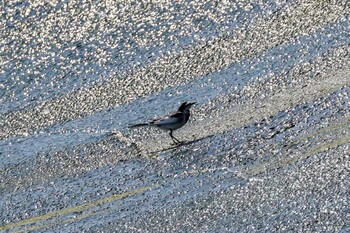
[1,0,350,232]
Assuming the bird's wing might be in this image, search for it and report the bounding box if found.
[168,111,183,118]
[152,112,183,125]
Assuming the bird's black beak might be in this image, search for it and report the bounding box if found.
[188,102,196,106]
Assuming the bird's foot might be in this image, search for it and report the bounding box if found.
[172,140,184,145]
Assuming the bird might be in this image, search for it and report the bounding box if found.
[128,102,196,144]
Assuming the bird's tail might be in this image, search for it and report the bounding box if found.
[128,123,149,128]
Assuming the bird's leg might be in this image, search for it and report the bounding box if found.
[169,130,181,144]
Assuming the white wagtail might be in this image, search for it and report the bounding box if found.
[129,102,196,144]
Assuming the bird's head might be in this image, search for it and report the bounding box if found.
[178,102,196,112]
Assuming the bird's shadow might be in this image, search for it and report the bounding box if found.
[151,135,213,154]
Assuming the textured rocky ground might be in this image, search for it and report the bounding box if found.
[1,0,349,232]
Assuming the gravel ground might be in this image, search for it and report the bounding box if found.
[1,0,350,232]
